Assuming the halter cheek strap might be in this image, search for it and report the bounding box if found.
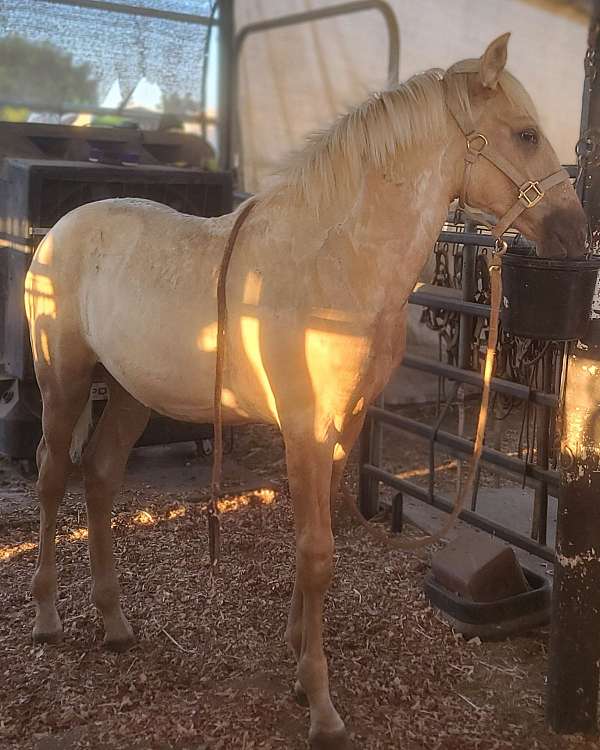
[445,80,570,242]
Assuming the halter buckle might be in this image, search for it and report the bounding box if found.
[518,180,544,208]
[466,132,488,154]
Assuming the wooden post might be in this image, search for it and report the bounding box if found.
[546,4,600,733]
[546,327,600,732]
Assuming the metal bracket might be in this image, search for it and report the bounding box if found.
[518,180,544,208]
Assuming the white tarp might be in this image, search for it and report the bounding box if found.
[235,0,587,193]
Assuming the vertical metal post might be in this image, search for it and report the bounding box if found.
[359,413,380,518]
[369,393,384,514]
[359,394,384,520]
[217,0,235,172]
[546,4,600,734]
[391,493,404,534]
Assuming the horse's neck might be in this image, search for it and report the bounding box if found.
[337,142,460,317]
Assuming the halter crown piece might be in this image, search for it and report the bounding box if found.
[443,74,570,250]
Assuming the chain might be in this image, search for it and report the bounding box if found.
[575,134,592,200]
[585,45,597,84]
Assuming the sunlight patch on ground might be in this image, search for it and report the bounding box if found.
[133,510,156,525]
[166,506,186,520]
[217,488,276,514]
[0,541,37,561]
[1,493,277,563]
[67,527,88,542]
[395,460,456,480]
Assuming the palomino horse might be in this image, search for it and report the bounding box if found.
[25,35,585,748]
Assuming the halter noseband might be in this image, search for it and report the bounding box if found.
[444,76,570,248]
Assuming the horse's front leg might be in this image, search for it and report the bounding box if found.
[287,412,366,713]
[285,432,348,750]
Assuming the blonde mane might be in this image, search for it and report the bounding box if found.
[272,69,447,209]
[270,63,538,211]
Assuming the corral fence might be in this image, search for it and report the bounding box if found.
[357,170,580,564]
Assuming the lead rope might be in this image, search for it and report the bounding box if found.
[209,196,505,562]
[208,197,259,569]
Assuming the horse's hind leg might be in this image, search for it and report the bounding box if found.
[82,377,149,650]
[32,354,95,644]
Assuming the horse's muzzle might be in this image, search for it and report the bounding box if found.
[538,205,588,259]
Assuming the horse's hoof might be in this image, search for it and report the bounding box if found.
[32,627,63,645]
[293,679,309,707]
[103,633,136,653]
[309,727,350,750]
[102,613,135,652]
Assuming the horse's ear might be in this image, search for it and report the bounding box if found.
[479,33,510,89]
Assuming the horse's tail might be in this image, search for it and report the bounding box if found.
[69,394,93,464]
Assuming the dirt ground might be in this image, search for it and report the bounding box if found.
[1,418,598,750]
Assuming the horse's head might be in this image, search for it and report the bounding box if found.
[445,33,586,258]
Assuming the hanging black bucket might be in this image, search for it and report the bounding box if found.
[500,251,600,340]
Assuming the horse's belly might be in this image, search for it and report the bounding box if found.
[88,314,274,426]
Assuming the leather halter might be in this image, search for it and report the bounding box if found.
[444,78,570,245]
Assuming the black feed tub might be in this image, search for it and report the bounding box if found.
[424,567,551,640]
[500,251,600,340]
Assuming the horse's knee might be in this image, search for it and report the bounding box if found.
[297,533,334,592]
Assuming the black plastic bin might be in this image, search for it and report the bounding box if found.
[500,252,600,340]
[424,566,551,639]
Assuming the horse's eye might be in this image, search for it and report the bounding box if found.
[519,128,538,145]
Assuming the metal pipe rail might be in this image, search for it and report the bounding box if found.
[403,354,558,408]
[362,463,555,562]
[437,231,535,249]
[368,405,559,490]
[409,291,490,317]
[234,1,400,86]
[40,0,215,24]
